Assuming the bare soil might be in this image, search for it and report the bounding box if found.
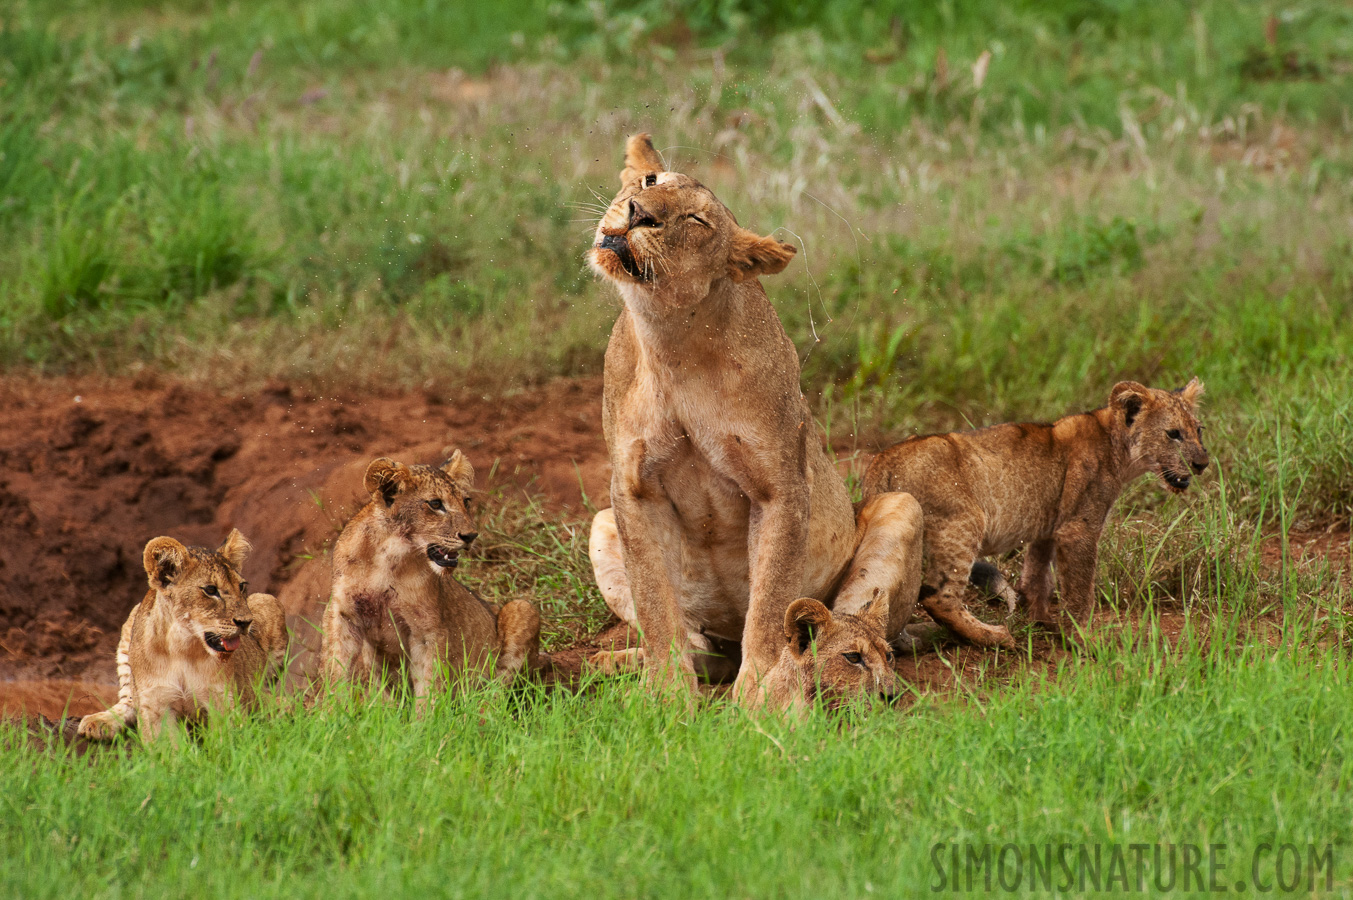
[0,374,610,702]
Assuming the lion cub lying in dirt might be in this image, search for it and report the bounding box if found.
[322,453,539,704]
[78,530,287,743]
[762,598,899,713]
[864,379,1209,645]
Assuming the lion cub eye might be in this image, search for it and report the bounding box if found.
[842,651,864,666]
[202,584,221,598]
[644,173,657,187]
[427,499,445,512]
[1166,429,1182,441]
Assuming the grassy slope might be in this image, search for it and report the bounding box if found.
[5,615,1351,897]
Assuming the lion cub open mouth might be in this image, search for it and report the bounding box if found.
[427,544,460,569]
[1162,470,1192,492]
[204,631,242,654]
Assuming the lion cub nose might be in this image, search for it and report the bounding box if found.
[458,531,478,547]
[1191,458,1209,475]
[232,617,252,633]
[628,199,659,229]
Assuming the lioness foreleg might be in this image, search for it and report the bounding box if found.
[608,472,698,694]
[734,488,811,706]
[832,492,924,641]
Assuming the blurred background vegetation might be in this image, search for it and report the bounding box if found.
[1,0,1350,523]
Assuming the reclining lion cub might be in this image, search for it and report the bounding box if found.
[586,134,924,705]
[78,530,287,743]
[322,453,540,705]
[863,379,1209,643]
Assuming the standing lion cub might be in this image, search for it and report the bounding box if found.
[321,453,540,705]
[864,379,1209,644]
[78,530,287,743]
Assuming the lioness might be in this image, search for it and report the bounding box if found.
[863,379,1209,642]
[78,530,287,743]
[586,134,924,705]
[321,453,540,704]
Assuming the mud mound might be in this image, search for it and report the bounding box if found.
[0,375,608,683]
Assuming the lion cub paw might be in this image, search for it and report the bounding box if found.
[587,647,646,675]
[78,711,128,741]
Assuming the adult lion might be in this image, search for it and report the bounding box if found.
[586,134,924,706]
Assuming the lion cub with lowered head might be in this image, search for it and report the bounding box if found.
[322,453,540,704]
[762,598,899,713]
[78,530,287,743]
[863,379,1209,644]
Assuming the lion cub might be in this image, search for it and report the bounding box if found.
[322,453,540,705]
[864,379,1209,644]
[762,598,898,713]
[78,530,287,743]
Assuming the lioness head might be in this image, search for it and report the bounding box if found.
[1110,377,1209,493]
[775,598,898,710]
[588,133,797,301]
[363,452,479,572]
[143,529,254,658]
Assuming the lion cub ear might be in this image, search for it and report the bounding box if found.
[784,598,833,659]
[217,528,251,573]
[364,457,410,507]
[620,133,665,184]
[440,450,476,492]
[728,228,797,282]
[1177,376,1205,409]
[1109,381,1150,427]
[143,536,189,590]
[859,596,889,635]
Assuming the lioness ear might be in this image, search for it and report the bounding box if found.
[1177,376,1205,409]
[364,457,410,507]
[784,598,833,659]
[440,450,476,492]
[1109,381,1150,427]
[217,528,251,573]
[143,537,189,590]
[620,133,665,184]
[728,228,797,282]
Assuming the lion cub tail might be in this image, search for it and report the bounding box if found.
[79,606,139,740]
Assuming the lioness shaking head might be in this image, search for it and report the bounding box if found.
[78,529,287,743]
[863,379,1209,642]
[322,453,540,706]
[586,134,924,706]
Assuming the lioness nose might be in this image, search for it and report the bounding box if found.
[459,531,478,547]
[233,617,252,633]
[628,199,659,230]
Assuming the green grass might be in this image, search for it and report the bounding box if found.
[6,608,1352,898]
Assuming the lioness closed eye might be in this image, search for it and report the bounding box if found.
[863,378,1209,642]
[78,529,287,743]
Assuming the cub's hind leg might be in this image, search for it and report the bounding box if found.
[919,514,1015,649]
[78,608,138,740]
[495,599,541,683]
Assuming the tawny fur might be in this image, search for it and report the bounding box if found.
[585,134,924,706]
[321,453,540,708]
[78,529,287,743]
[863,379,1210,641]
[761,598,898,715]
